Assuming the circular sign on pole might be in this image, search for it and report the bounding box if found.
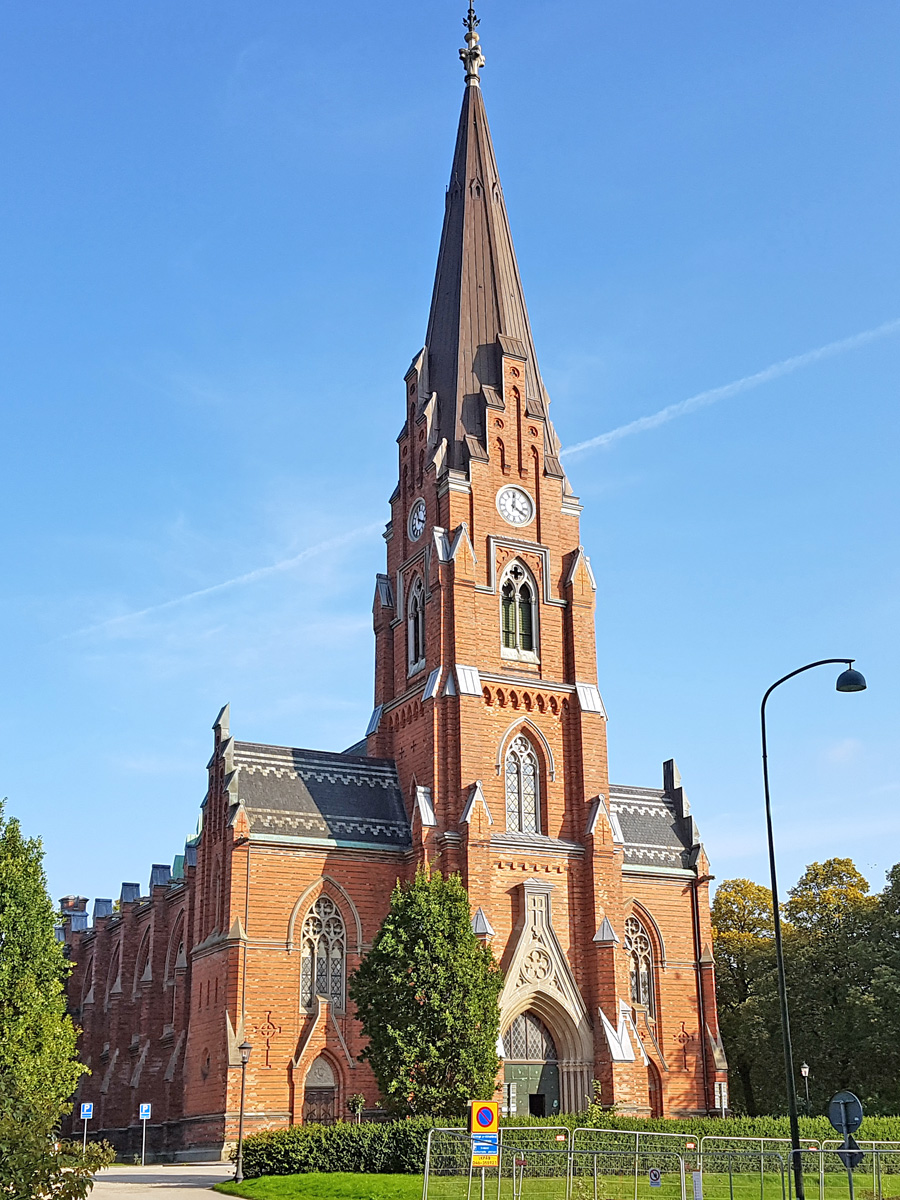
[476,1106,494,1128]
[828,1091,863,1135]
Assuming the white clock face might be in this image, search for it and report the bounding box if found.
[408,499,426,540]
[497,486,534,526]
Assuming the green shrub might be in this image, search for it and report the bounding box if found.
[238,1112,900,1180]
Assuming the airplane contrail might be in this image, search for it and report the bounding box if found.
[70,521,384,638]
[560,317,900,458]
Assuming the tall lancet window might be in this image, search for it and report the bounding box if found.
[505,734,540,834]
[500,562,537,660]
[300,896,346,1012]
[407,576,425,675]
[624,915,655,1014]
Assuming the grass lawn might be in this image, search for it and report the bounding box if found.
[215,1172,423,1200]
[215,1169,899,1200]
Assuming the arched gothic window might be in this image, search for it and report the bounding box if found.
[505,734,540,834]
[624,914,654,1014]
[500,562,537,660]
[300,896,346,1012]
[503,1012,558,1062]
[407,577,425,675]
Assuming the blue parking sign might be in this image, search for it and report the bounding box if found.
[80,1103,93,1120]
[140,1103,151,1121]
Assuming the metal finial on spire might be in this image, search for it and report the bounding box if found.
[460,5,485,85]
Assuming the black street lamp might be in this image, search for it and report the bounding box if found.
[761,659,867,1200]
[234,1041,253,1184]
[800,1062,810,1116]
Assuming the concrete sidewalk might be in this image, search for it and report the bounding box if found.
[92,1164,234,1198]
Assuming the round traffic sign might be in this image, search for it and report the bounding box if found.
[476,1106,494,1128]
[828,1091,863,1135]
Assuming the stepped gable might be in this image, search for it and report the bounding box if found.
[608,784,696,869]
[233,741,410,849]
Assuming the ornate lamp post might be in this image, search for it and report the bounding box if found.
[234,1041,253,1184]
[761,659,866,1200]
[801,1062,811,1116]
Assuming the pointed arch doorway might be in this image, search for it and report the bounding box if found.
[502,1011,560,1118]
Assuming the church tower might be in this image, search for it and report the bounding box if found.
[367,10,726,1118]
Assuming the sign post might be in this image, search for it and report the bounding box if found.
[469,1100,499,1200]
[139,1103,152,1166]
[828,1090,864,1200]
[80,1103,93,1154]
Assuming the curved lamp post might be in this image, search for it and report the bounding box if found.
[234,1041,253,1184]
[761,659,866,1200]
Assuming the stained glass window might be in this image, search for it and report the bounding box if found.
[624,914,654,1014]
[505,734,540,834]
[300,896,346,1011]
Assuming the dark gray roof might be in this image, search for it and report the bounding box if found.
[422,80,568,481]
[233,742,411,850]
[608,785,697,870]
[342,737,368,756]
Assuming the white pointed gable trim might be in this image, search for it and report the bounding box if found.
[460,780,493,826]
[423,668,442,701]
[414,785,437,827]
[565,546,597,590]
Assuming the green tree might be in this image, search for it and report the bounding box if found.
[0,801,113,1197]
[711,878,779,1114]
[349,866,503,1117]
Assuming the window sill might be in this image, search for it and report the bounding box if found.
[407,660,426,679]
[500,648,540,664]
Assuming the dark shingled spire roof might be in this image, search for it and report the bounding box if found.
[423,49,569,481]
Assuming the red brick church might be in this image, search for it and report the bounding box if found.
[62,11,727,1160]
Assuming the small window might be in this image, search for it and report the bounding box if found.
[500,563,538,661]
[300,896,347,1012]
[504,734,540,834]
[407,577,425,675]
[624,914,655,1015]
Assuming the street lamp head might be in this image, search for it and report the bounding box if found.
[239,1041,252,1065]
[800,1063,809,1077]
[836,666,867,693]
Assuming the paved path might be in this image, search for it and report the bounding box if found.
[92,1164,234,1198]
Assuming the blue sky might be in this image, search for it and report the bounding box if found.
[1,1,898,909]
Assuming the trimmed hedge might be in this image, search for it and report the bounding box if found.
[238,1113,900,1180]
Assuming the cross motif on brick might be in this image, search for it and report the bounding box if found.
[673,1021,694,1071]
[248,1011,282,1069]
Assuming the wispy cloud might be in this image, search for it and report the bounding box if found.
[561,317,900,458]
[68,522,383,640]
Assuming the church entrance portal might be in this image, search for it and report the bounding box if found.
[303,1055,337,1125]
[502,1012,560,1118]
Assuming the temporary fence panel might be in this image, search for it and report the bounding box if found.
[568,1148,686,1200]
[424,1129,497,1200]
[695,1150,787,1200]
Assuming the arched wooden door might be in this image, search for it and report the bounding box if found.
[303,1055,337,1125]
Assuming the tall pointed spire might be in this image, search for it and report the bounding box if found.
[422,11,568,481]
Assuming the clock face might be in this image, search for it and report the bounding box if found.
[496,486,534,527]
[408,499,427,541]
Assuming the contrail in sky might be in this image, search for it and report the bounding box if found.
[70,521,383,638]
[560,317,900,458]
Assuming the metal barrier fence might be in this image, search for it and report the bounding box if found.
[422,1131,900,1200]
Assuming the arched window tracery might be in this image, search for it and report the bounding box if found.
[300,895,346,1012]
[504,734,540,834]
[407,576,425,675]
[500,562,537,660]
[624,914,655,1014]
[503,1012,558,1062]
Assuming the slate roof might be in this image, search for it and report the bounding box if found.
[232,742,411,850]
[608,784,697,870]
[421,74,569,483]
